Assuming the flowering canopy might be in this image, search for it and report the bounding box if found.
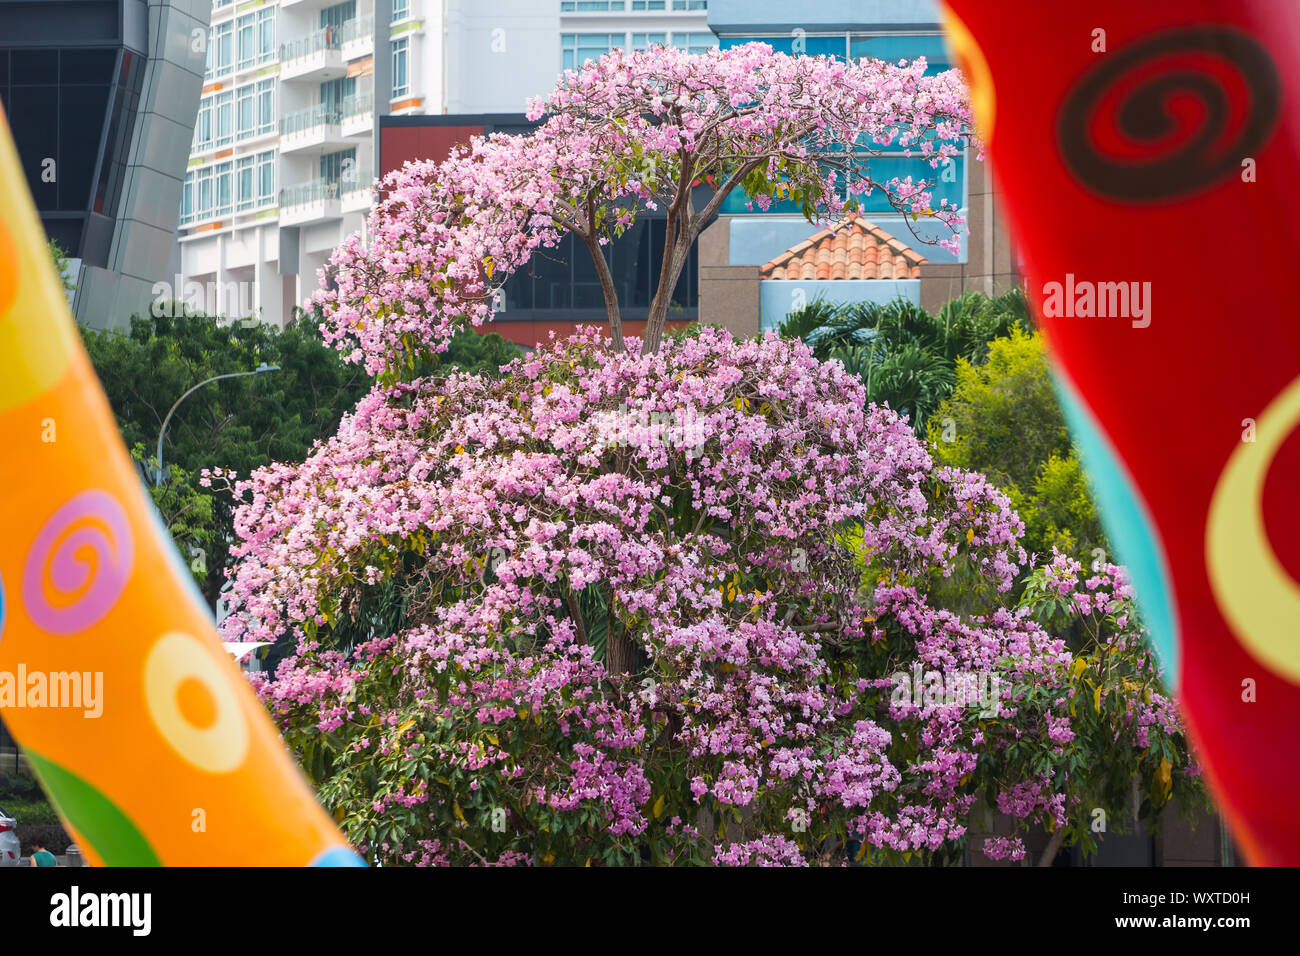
[218,327,1194,865]
[315,43,976,371]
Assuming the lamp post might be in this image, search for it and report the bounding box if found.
[155,363,280,486]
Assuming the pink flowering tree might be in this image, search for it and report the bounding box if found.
[216,45,1196,865]
[314,43,974,372]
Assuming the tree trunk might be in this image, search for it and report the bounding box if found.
[578,231,625,352]
[605,629,635,677]
[1037,824,1069,867]
[641,231,693,355]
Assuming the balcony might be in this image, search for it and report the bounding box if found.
[280,103,350,153]
[340,92,373,137]
[340,15,375,60]
[280,178,342,226]
[341,168,376,214]
[280,28,345,81]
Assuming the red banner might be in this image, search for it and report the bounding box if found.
[941,1,1300,864]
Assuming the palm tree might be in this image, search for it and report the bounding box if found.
[779,287,1031,433]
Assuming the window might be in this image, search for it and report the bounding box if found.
[320,76,356,112]
[631,33,667,50]
[194,96,213,151]
[392,0,412,20]
[235,155,255,211]
[236,8,275,71]
[321,147,356,184]
[561,34,619,71]
[630,1,664,9]
[391,37,409,98]
[672,1,707,9]
[236,84,254,138]
[184,160,234,223]
[212,90,234,148]
[195,166,213,219]
[256,79,275,135]
[564,1,625,10]
[321,1,356,32]
[237,14,254,69]
[214,161,232,217]
[206,21,233,79]
[257,151,275,206]
[674,32,718,54]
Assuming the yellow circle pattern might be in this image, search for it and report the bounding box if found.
[1206,375,1300,685]
[145,632,251,773]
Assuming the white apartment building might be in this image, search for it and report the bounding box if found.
[177,0,711,327]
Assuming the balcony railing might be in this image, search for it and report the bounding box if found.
[281,178,340,207]
[280,103,341,136]
[341,168,374,193]
[280,27,342,63]
[341,92,373,119]
[340,14,375,45]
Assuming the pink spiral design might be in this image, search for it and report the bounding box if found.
[22,490,134,635]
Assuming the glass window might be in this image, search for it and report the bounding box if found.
[235,155,255,211]
[391,37,409,98]
[236,85,254,138]
[181,174,194,224]
[214,161,232,217]
[256,78,275,135]
[848,34,949,74]
[207,21,233,79]
[672,1,707,9]
[630,1,665,9]
[212,91,234,148]
[565,1,625,10]
[561,34,620,71]
[674,32,718,54]
[320,147,357,183]
[321,1,357,32]
[195,96,213,151]
[258,8,276,64]
[258,151,275,205]
[237,14,255,70]
[195,166,214,219]
[392,0,411,21]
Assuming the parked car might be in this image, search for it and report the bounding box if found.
[0,807,20,867]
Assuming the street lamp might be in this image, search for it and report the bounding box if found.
[155,363,280,486]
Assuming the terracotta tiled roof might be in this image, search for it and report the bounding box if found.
[760,215,927,281]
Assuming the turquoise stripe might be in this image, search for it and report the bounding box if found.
[1051,368,1180,690]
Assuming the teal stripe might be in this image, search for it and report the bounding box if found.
[1051,368,1180,690]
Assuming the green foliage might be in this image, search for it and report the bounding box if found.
[778,287,1031,433]
[48,239,77,298]
[128,444,216,589]
[927,328,1108,562]
[82,309,374,598]
[1018,563,1206,855]
[0,773,59,825]
[84,309,520,599]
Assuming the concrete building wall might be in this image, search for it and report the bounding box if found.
[81,0,211,329]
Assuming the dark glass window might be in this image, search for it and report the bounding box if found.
[503,218,698,317]
[10,49,58,85]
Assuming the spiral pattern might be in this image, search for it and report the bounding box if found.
[1058,26,1279,201]
[22,490,134,635]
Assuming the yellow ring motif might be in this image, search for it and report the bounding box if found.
[144,631,251,773]
[1206,374,1300,685]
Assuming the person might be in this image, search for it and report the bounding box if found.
[28,840,56,867]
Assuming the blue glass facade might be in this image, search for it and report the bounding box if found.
[707,0,967,264]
